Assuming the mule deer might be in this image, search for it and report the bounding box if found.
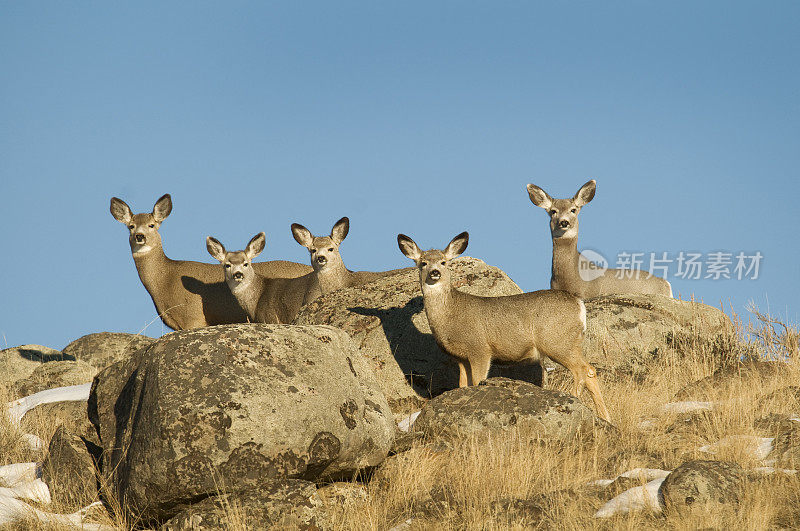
[527,180,672,299]
[206,233,320,324]
[398,232,612,422]
[110,194,311,330]
[291,216,405,294]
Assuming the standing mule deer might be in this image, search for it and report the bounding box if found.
[398,232,612,422]
[291,216,405,294]
[527,180,672,299]
[110,194,312,330]
[206,233,321,324]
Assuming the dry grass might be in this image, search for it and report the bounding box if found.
[1,309,798,529]
[324,309,800,530]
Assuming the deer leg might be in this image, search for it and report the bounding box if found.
[468,353,492,386]
[457,360,469,388]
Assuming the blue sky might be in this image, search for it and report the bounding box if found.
[1,2,798,350]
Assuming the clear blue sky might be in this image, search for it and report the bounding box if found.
[1,2,798,350]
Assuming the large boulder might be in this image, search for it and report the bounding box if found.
[582,295,733,378]
[89,324,395,523]
[294,257,536,417]
[0,344,69,390]
[412,378,607,442]
[673,360,792,401]
[659,460,744,516]
[13,360,97,397]
[161,480,330,530]
[62,332,154,371]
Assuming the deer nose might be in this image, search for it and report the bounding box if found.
[134,233,146,243]
[316,256,327,265]
[232,271,244,281]
[559,220,570,229]
[429,269,441,281]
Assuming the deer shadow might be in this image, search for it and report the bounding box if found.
[349,297,543,399]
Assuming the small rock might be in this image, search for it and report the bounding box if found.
[412,377,609,442]
[659,460,744,516]
[0,344,69,388]
[41,425,99,511]
[160,480,330,530]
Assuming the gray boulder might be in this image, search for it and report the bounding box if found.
[160,480,330,530]
[41,425,99,511]
[21,401,98,446]
[412,377,607,442]
[13,360,97,397]
[89,324,395,523]
[294,257,535,418]
[659,460,744,516]
[0,344,69,391]
[62,332,154,371]
[673,360,791,401]
[583,295,733,380]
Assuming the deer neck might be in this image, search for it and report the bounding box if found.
[552,236,583,289]
[132,243,172,293]
[229,274,267,321]
[316,261,351,293]
[421,281,456,334]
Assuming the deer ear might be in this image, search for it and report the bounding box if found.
[153,194,173,222]
[110,197,133,224]
[397,234,421,262]
[444,232,469,261]
[206,236,226,262]
[574,180,596,207]
[246,232,266,260]
[291,223,313,249]
[331,217,349,244]
[526,184,553,211]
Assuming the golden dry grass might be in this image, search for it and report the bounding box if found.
[0,308,798,530]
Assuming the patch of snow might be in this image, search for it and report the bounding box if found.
[619,468,671,481]
[661,401,713,414]
[699,435,774,462]
[0,497,114,529]
[0,479,50,504]
[7,383,92,426]
[397,411,421,433]
[20,434,45,452]
[0,463,38,487]
[587,479,615,487]
[388,517,413,530]
[752,466,798,476]
[594,477,665,518]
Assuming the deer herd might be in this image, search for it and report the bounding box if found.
[110,181,673,423]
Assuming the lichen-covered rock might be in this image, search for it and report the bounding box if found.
[583,295,733,379]
[13,360,97,397]
[62,332,154,371]
[89,324,394,523]
[412,378,606,442]
[294,257,534,418]
[160,480,330,530]
[41,425,99,511]
[770,424,800,468]
[673,360,791,401]
[0,344,69,390]
[659,460,744,516]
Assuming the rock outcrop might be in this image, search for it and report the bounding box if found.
[89,324,394,523]
[659,460,744,516]
[62,332,154,372]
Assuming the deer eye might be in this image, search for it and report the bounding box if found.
[128,224,135,230]
[570,208,576,214]
[328,247,334,252]
[420,261,428,267]
[549,209,556,216]
[224,264,231,268]
[243,263,249,267]
[149,224,155,228]
[440,261,446,266]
